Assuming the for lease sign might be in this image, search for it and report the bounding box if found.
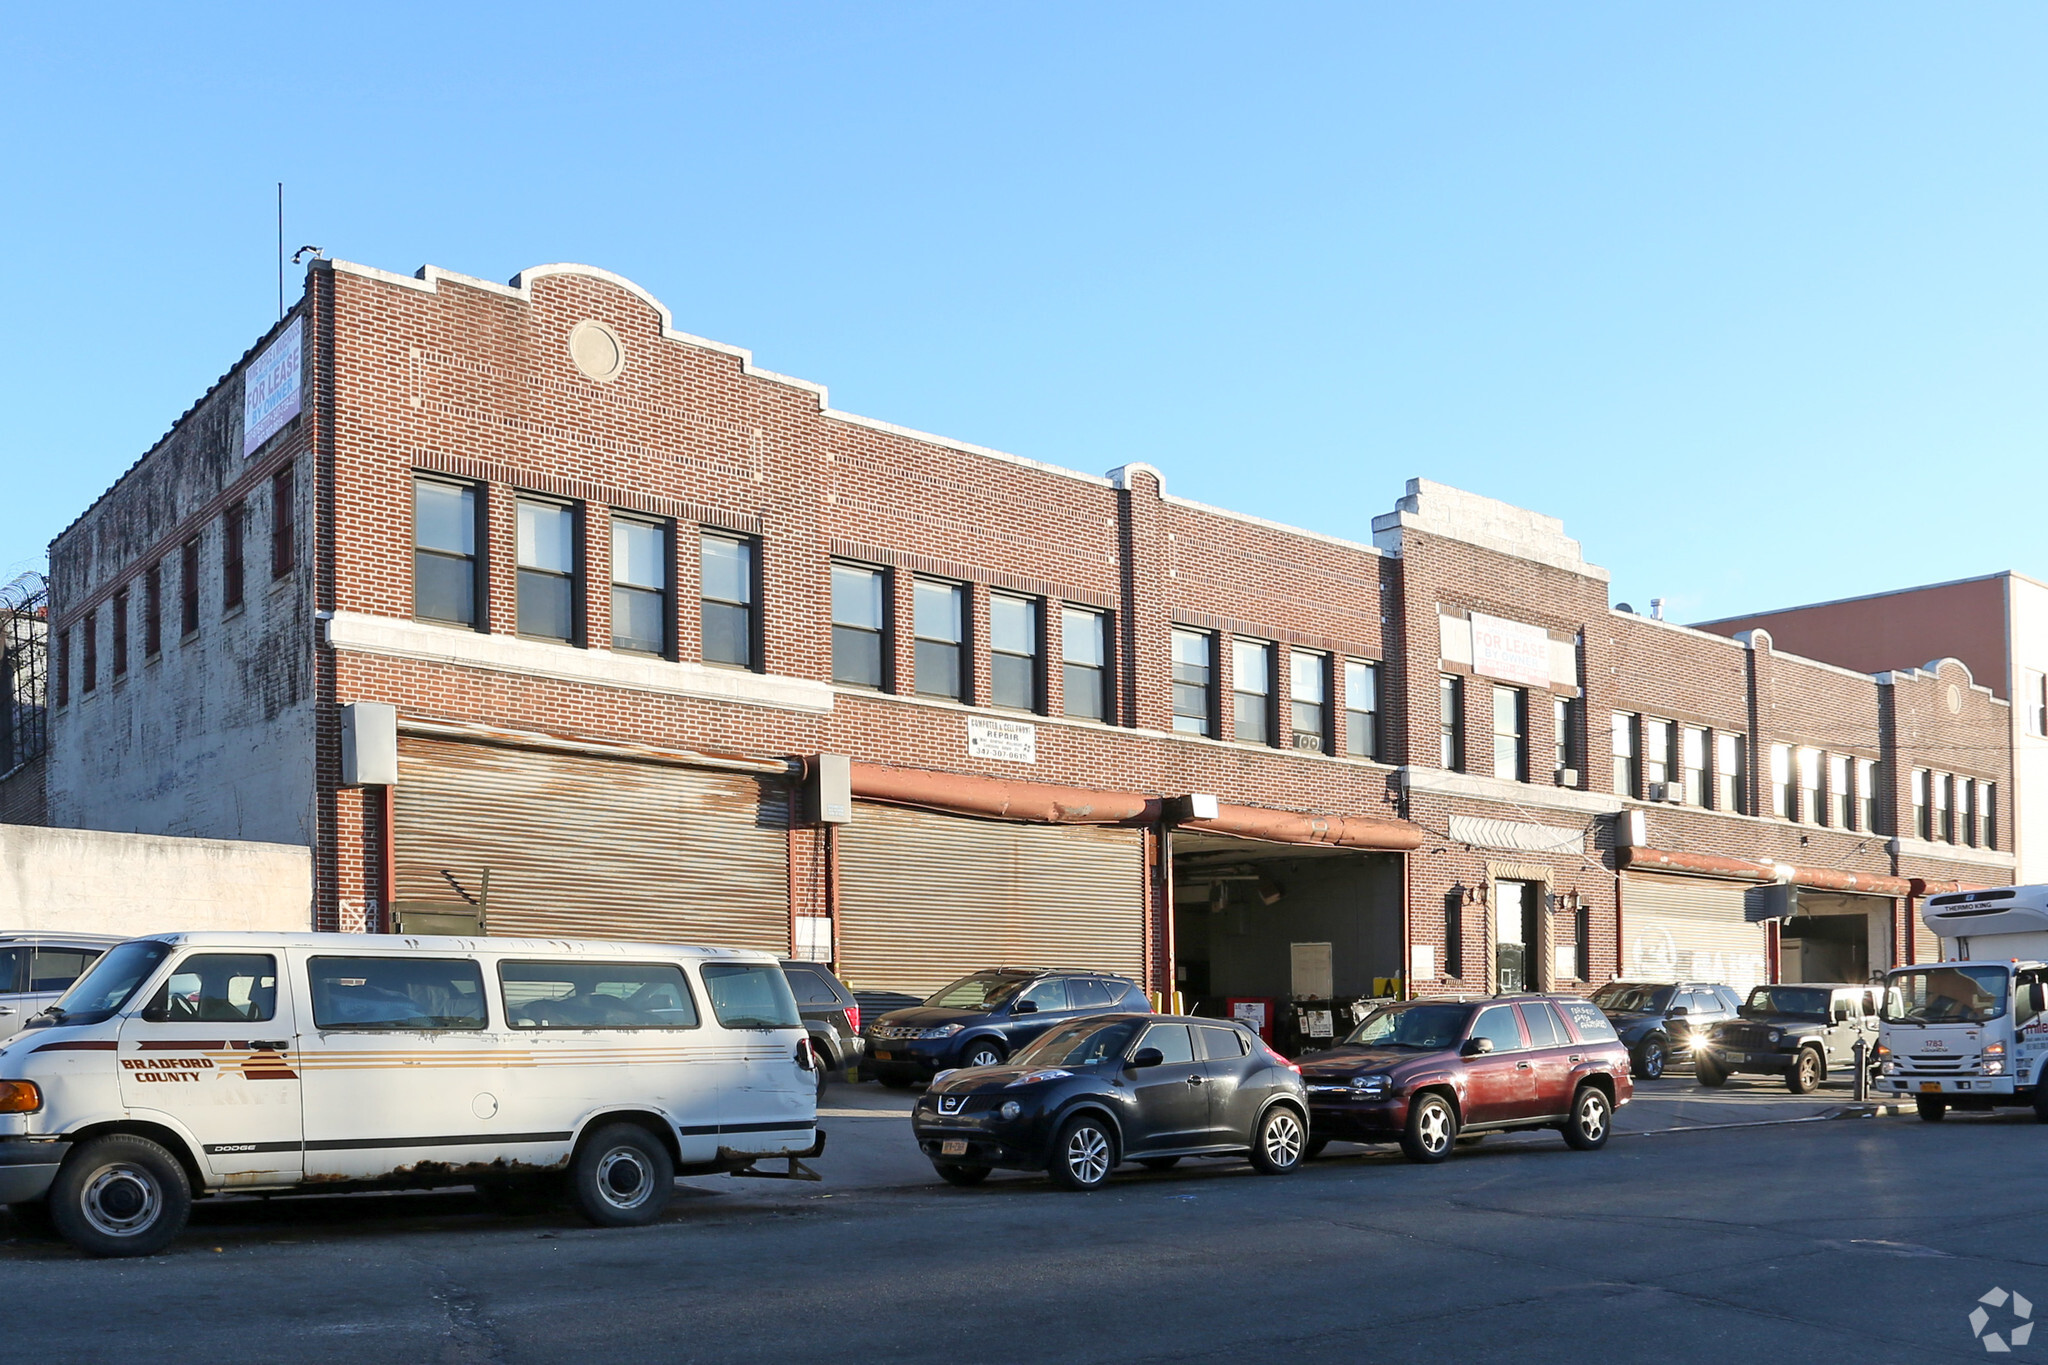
[243,319,303,456]
[1469,612,1552,689]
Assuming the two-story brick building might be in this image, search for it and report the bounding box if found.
[30,257,2015,1025]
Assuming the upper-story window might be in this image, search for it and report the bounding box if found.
[54,630,69,707]
[1984,782,2000,850]
[1290,651,1327,753]
[143,564,162,658]
[1856,757,1878,833]
[81,610,97,694]
[1171,630,1214,736]
[830,563,886,689]
[222,502,246,612]
[1798,748,1822,825]
[1768,744,1793,819]
[179,536,201,637]
[1061,607,1108,721]
[1642,718,1673,793]
[1961,777,1981,847]
[516,499,578,643]
[270,467,294,580]
[1829,753,1853,829]
[1490,686,1526,781]
[1611,712,1636,796]
[1345,660,1380,760]
[1935,772,1954,843]
[699,531,754,668]
[610,518,669,657]
[1440,675,1465,771]
[414,479,480,628]
[1554,696,1580,781]
[1232,640,1274,745]
[111,590,129,678]
[1716,732,1747,814]
[989,594,1040,712]
[1682,727,1707,806]
[914,580,966,701]
[1911,768,1931,839]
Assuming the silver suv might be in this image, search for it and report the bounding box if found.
[0,933,126,1040]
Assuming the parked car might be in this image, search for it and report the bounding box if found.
[1696,983,1881,1093]
[780,959,864,1096]
[0,932,822,1257]
[1592,980,1742,1079]
[0,933,124,1042]
[912,1013,1308,1189]
[1298,994,1634,1163]
[865,968,1149,1086]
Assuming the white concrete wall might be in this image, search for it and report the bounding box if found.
[0,823,312,935]
[2008,575,2048,883]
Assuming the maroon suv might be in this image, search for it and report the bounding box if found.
[1299,994,1633,1163]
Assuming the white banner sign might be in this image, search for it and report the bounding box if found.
[1469,612,1552,689]
[243,319,303,456]
[967,716,1037,764]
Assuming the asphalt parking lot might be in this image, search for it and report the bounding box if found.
[6,1069,2031,1365]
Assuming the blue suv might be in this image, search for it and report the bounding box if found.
[864,968,1150,1087]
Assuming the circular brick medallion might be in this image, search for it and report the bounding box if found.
[569,320,625,383]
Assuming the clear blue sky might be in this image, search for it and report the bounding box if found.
[4,5,2043,621]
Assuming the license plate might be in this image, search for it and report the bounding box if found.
[1920,1082,1942,1094]
[874,1051,894,1061]
[942,1140,968,1156]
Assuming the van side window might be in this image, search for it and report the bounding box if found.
[699,963,802,1030]
[310,956,486,1030]
[142,954,277,1023]
[499,961,700,1029]
[30,948,99,993]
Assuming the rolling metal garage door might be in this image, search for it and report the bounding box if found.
[835,801,1146,999]
[393,736,791,950]
[1621,872,1770,996]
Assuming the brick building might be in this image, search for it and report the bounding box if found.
[33,258,2015,1022]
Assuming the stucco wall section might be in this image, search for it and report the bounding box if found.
[0,823,312,934]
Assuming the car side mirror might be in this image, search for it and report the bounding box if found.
[1460,1037,1494,1057]
[1013,1000,1038,1015]
[1128,1046,1164,1069]
[1832,1006,1851,1023]
[1668,1006,1688,1017]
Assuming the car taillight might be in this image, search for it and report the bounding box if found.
[0,1080,42,1114]
[846,1004,861,1034]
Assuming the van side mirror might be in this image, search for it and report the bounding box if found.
[1460,1036,1494,1057]
[1128,1046,1164,1069]
[1013,1000,1038,1015]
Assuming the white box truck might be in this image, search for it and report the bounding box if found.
[1878,884,2048,1121]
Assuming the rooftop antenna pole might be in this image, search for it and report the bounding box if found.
[276,182,284,319]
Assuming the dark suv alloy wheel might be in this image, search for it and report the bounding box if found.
[1632,1038,1667,1080]
[1787,1047,1823,1095]
[1047,1114,1117,1191]
[963,1040,1007,1070]
[1400,1092,1458,1164]
[48,1134,192,1258]
[1562,1085,1612,1151]
[1248,1105,1305,1175]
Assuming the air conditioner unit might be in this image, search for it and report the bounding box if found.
[1648,781,1684,804]
[1554,767,1579,788]
[1291,732,1325,753]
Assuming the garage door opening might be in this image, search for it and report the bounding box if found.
[1780,890,1892,984]
[1171,831,1402,1056]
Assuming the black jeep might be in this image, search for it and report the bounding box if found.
[1696,983,1880,1093]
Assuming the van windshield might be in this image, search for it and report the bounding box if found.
[40,940,173,1027]
[1884,966,2009,1025]
[700,962,801,1030]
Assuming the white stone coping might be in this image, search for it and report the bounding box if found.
[1887,835,2017,870]
[323,611,835,715]
[1396,766,1624,817]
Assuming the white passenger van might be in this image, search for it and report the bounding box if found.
[0,933,822,1256]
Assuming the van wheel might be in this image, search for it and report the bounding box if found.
[570,1124,674,1227]
[1249,1106,1306,1175]
[48,1134,191,1258]
[1047,1115,1117,1191]
[934,1162,991,1187]
[1695,1056,1728,1087]
[1563,1085,1612,1151]
[1787,1047,1823,1095]
[1400,1093,1457,1164]
[1916,1096,1948,1122]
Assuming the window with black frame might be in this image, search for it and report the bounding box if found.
[989,593,1039,711]
[1345,659,1379,760]
[414,479,480,627]
[914,580,966,701]
[700,531,755,667]
[611,517,670,656]
[309,956,487,1029]
[499,960,699,1029]
[1062,606,1108,721]
[831,563,886,688]
[517,499,578,642]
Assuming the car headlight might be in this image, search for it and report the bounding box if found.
[1881,1060,1896,1075]
[920,1024,964,1039]
[1985,1061,2007,1076]
[1005,1069,1073,1087]
[1768,1029,1783,1044]
[999,1101,1023,1121]
[1352,1073,1392,1097]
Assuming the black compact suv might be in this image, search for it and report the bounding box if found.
[1592,981,1742,1079]
[1696,983,1881,1093]
[780,960,865,1096]
[865,968,1150,1087]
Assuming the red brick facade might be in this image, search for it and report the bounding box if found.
[40,259,2017,1005]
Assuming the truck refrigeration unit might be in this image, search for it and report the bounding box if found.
[1877,884,2048,1122]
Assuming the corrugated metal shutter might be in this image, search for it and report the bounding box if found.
[1622,872,1770,996]
[394,736,790,949]
[835,801,1145,999]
